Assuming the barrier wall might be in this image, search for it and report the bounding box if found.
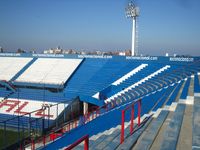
[0,53,199,63]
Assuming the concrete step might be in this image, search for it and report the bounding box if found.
[93,129,121,149]
[150,108,175,150]
[188,75,194,96]
[102,124,134,150]
[133,110,169,150]
[159,103,186,150]
[192,96,200,149]
[73,124,127,150]
[115,116,153,150]
[91,125,121,141]
[172,85,195,150]
[177,104,193,150]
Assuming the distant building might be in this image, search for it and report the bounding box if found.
[44,47,63,54]
[43,47,133,56]
[119,52,126,56]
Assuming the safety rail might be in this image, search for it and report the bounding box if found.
[23,101,113,150]
[1,94,135,150]
[0,99,70,150]
[120,99,141,144]
[64,135,89,150]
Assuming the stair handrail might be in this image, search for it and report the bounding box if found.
[120,98,141,144]
[64,134,89,150]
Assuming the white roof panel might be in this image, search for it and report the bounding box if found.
[16,58,83,86]
[0,57,32,81]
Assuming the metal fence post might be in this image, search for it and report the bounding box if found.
[138,100,141,126]
[29,113,31,137]
[56,104,58,128]
[43,135,46,147]
[84,136,89,150]
[120,110,125,144]
[130,104,134,134]
[4,122,7,148]
[48,106,50,128]
[31,138,35,150]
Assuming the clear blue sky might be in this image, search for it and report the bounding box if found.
[0,0,200,56]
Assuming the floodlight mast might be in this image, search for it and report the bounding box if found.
[126,1,139,56]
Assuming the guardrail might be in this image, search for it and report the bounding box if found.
[1,94,129,149]
[120,99,141,144]
[64,135,89,150]
[0,99,70,150]
[24,102,112,149]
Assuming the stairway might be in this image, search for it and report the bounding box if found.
[70,114,153,150]
[72,75,195,150]
[131,75,196,150]
[61,79,184,150]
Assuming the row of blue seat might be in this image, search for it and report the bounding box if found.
[0,88,12,98]
[166,81,184,106]
[106,64,165,97]
[64,59,141,97]
[194,74,200,93]
[106,67,181,106]
[180,77,191,99]
[76,61,140,96]
[121,72,190,149]
[64,59,109,96]
[151,85,175,111]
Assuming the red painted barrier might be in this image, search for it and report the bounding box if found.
[75,120,78,128]
[50,133,62,141]
[120,110,125,144]
[130,105,134,134]
[43,135,46,146]
[31,139,35,150]
[138,100,141,126]
[64,135,89,150]
[120,99,142,144]
[23,99,114,149]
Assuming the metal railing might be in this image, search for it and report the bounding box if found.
[120,99,141,144]
[24,102,113,149]
[0,93,137,149]
[64,135,89,150]
[0,99,72,150]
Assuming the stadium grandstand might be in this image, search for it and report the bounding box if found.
[0,53,200,150]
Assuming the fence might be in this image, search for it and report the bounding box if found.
[0,93,136,150]
[0,99,71,150]
[120,99,142,144]
[60,98,143,149]
[29,101,118,149]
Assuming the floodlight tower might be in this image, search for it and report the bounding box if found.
[126,1,139,56]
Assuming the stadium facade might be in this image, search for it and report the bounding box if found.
[0,53,199,149]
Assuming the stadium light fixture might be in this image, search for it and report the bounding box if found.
[125,1,139,56]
